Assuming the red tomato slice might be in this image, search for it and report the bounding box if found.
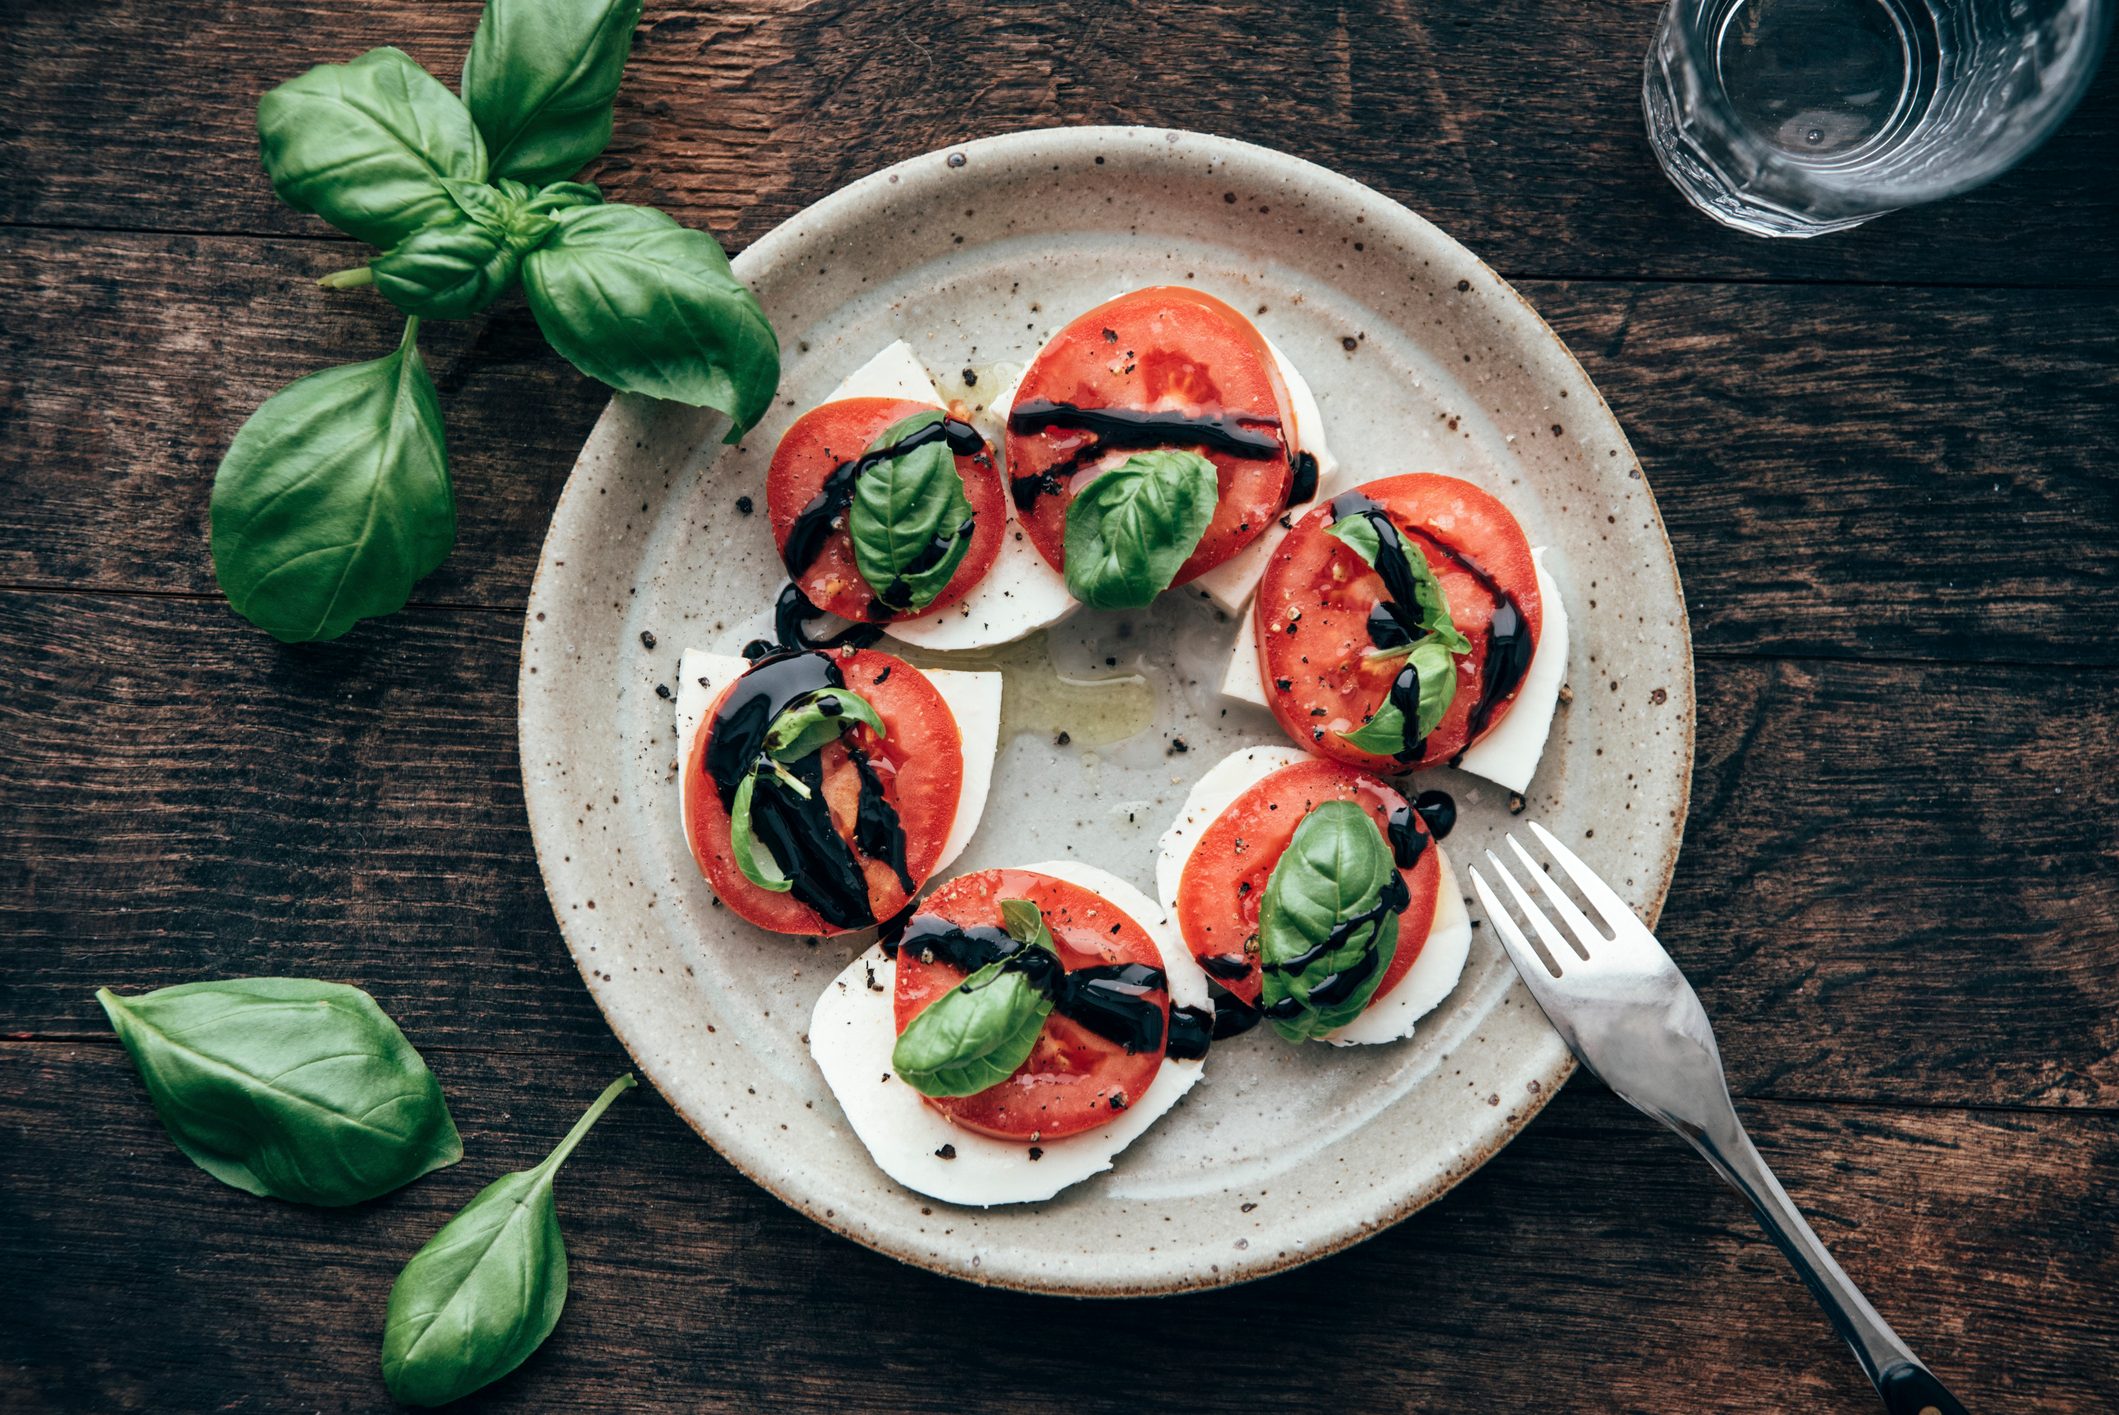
[893,867,1167,1142]
[684,647,963,936]
[1257,473,1542,772]
[1004,286,1298,585]
[1174,759,1440,1014]
[765,397,1006,623]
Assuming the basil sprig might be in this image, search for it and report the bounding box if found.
[217,0,780,643]
[849,413,976,614]
[1327,513,1469,755]
[728,687,886,893]
[1063,449,1218,609]
[892,899,1058,1097]
[96,979,462,1205]
[1257,801,1405,1042]
[381,1073,635,1407]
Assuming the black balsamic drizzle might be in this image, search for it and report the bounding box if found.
[781,416,986,580]
[703,650,874,930]
[1005,399,1288,511]
[1385,802,1433,869]
[751,583,885,659]
[888,913,1174,1055]
[1413,789,1457,841]
[1327,490,1537,750]
[1286,450,1321,508]
[1260,872,1411,982]
[1205,981,1262,1039]
[1165,1005,1215,1060]
[845,745,914,893]
[1200,951,1253,981]
[873,515,977,614]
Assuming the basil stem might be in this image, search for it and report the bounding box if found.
[892,899,1057,1097]
[96,979,461,1206]
[1256,801,1405,1041]
[1062,449,1219,609]
[381,1074,636,1407]
[848,413,976,614]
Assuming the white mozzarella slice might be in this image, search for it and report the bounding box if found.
[1153,745,1469,1047]
[807,859,1206,1206]
[1218,547,1568,795]
[827,339,941,404]
[1454,548,1568,794]
[1324,843,1471,1046]
[671,649,1000,874]
[1190,338,1343,616]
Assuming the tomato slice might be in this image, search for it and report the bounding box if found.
[1174,759,1440,1015]
[766,397,1006,623]
[893,867,1167,1141]
[1257,473,1542,772]
[1004,286,1298,585]
[684,647,963,936]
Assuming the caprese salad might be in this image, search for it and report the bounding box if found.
[1222,474,1570,793]
[810,862,1210,1206]
[1156,746,1471,1046]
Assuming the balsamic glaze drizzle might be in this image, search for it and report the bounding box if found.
[1385,802,1433,869]
[1200,951,1254,981]
[781,416,985,580]
[703,650,875,930]
[1205,982,1262,1039]
[845,746,913,893]
[1004,398,1290,511]
[885,914,1173,1056]
[1413,789,1457,841]
[1260,872,1411,981]
[753,583,885,659]
[1327,490,1537,748]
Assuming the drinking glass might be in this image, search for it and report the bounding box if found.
[1644,0,2113,236]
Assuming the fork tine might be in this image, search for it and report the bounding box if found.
[1469,866,1571,1022]
[1506,835,1605,958]
[1482,847,1592,975]
[1525,821,1642,939]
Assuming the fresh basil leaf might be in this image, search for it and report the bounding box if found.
[848,413,975,614]
[892,960,1054,1099]
[1256,800,1403,1042]
[462,0,644,186]
[523,180,604,218]
[257,47,488,250]
[381,1073,635,1407]
[96,978,461,1205]
[1062,449,1218,609]
[764,687,885,763]
[727,768,792,894]
[521,203,780,438]
[1342,639,1458,755]
[372,221,522,319]
[210,319,453,643]
[1327,513,1472,655]
[998,897,1052,951]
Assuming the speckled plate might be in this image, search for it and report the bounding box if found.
[519,127,1692,1296]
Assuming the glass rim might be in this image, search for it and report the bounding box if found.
[1660,0,2116,209]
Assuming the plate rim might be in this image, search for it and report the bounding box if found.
[518,123,1693,1296]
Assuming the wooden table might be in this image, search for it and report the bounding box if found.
[4,3,2114,1410]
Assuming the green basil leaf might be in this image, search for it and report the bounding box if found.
[998,897,1053,951]
[257,47,488,249]
[523,180,604,218]
[210,319,454,643]
[462,0,644,185]
[96,978,461,1205]
[1256,800,1402,1042]
[764,687,885,763]
[1327,514,1472,655]
[727,768,792,894]
[1342,639,1458,755]
[848,413,975,614]
[892,961,1054,1099]
[1062,449,1219,609]
[381,1073,634,1407]
[521,203,780,438]
[372,221,521,319]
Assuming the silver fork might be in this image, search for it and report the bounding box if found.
[1471,822,1966,1415]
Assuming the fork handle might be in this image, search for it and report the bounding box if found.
[1686,1113,1967,1415]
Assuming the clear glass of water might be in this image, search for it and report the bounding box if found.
[1644,0,2113,236]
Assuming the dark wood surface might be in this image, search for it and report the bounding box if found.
[2,2,2113,1411]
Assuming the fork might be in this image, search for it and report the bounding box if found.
[1471,822,1967,1415]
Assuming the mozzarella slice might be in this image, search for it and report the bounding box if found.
[1219,547,1568,794]
[808,860,1207,1206]
[1455,548,1569,793]
[1153,744,1469,1046]
[672,649,999,875]
[1189,338,1343,616]
[1324,844,1471,1046]
[822,340,1077,652]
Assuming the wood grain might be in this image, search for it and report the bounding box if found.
[2,228,2114,663]
[3,1041,2110,1412]
[3,589,2113,1108]
[1,2,2112,287]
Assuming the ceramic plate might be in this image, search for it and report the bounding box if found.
[519,127,1692,1295]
